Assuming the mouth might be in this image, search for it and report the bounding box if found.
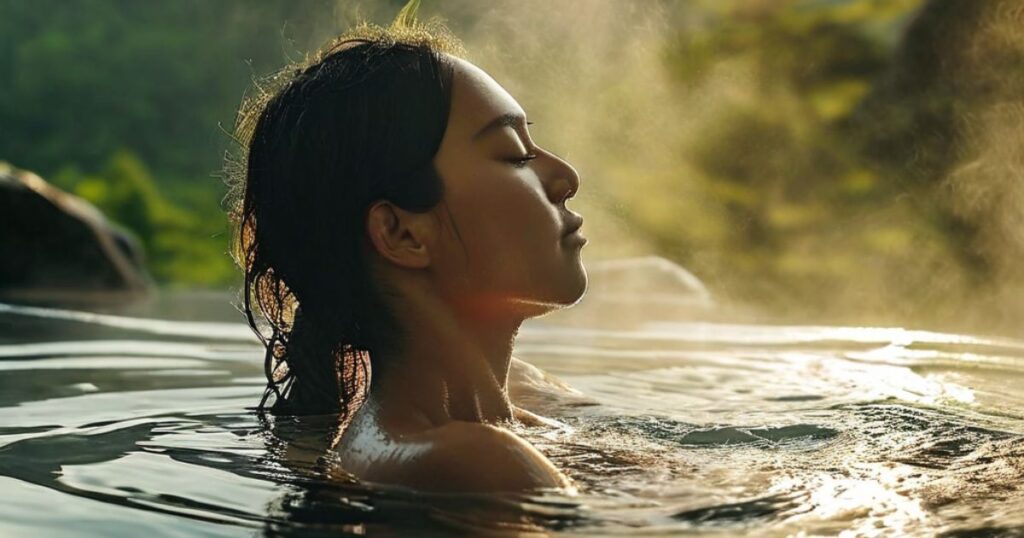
[561,214,584,237]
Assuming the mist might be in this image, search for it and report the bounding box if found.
[298,0,1020,335]
[4,0,1021,335]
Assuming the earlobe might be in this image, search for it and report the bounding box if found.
[366,201,432,269]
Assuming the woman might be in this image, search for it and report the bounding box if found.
[230,6,587,493]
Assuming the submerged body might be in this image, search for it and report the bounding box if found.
[336,397,567,492]
[336,358,581,492]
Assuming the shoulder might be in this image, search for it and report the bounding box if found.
[403,421,571,493]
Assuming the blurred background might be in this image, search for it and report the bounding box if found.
[2,0,1022,335]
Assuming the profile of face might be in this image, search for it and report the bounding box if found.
[368,56,587,320]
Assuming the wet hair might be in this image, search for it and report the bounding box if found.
[226,6,465,421]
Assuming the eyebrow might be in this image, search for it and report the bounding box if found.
[471,112,527,142]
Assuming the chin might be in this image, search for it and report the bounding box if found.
[536,262,589,311]
[561,261,589,306]
[506,259,588,318]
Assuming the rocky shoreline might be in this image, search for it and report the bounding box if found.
[0,162,151,304]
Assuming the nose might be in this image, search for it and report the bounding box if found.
[540,149,581,205]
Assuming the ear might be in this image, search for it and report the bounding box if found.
[365,200,432,269]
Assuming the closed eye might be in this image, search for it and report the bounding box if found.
[508,153,538,168]
[506,120,538,168]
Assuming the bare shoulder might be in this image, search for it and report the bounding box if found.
[336,403,571,493]
[404,421,571,493]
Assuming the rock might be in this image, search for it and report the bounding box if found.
[0,162,150,302]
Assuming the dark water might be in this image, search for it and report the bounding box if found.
[1,293,1023,536]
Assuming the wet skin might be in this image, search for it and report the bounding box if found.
[334,55,587,493]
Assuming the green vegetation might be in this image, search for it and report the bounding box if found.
[0,0,341,286]
[654,0,1024,325]
[51,150,236,285]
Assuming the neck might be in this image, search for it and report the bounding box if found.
[370,284,523,426]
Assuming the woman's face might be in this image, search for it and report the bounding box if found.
[430,56,587,318]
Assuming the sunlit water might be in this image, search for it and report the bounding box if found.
[1,293,1023,536]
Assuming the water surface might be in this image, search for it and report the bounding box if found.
[1,294,1022,536]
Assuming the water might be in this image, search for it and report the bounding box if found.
[1,293,1023,536]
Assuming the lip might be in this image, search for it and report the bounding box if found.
[563,230,588,247]
[561,214,584,237]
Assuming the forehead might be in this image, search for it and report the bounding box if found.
[444,56,525,139]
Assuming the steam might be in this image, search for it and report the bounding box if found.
[298,1,1024,335]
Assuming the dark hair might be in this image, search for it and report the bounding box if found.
[226,11,465,421]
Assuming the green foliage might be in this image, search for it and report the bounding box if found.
[54,149,236,286]
[644,0,1024,326]
[0,0,335,286]
[0,0,331,179]
[653,0,991,317]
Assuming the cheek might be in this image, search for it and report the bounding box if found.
[449,173,557,287]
